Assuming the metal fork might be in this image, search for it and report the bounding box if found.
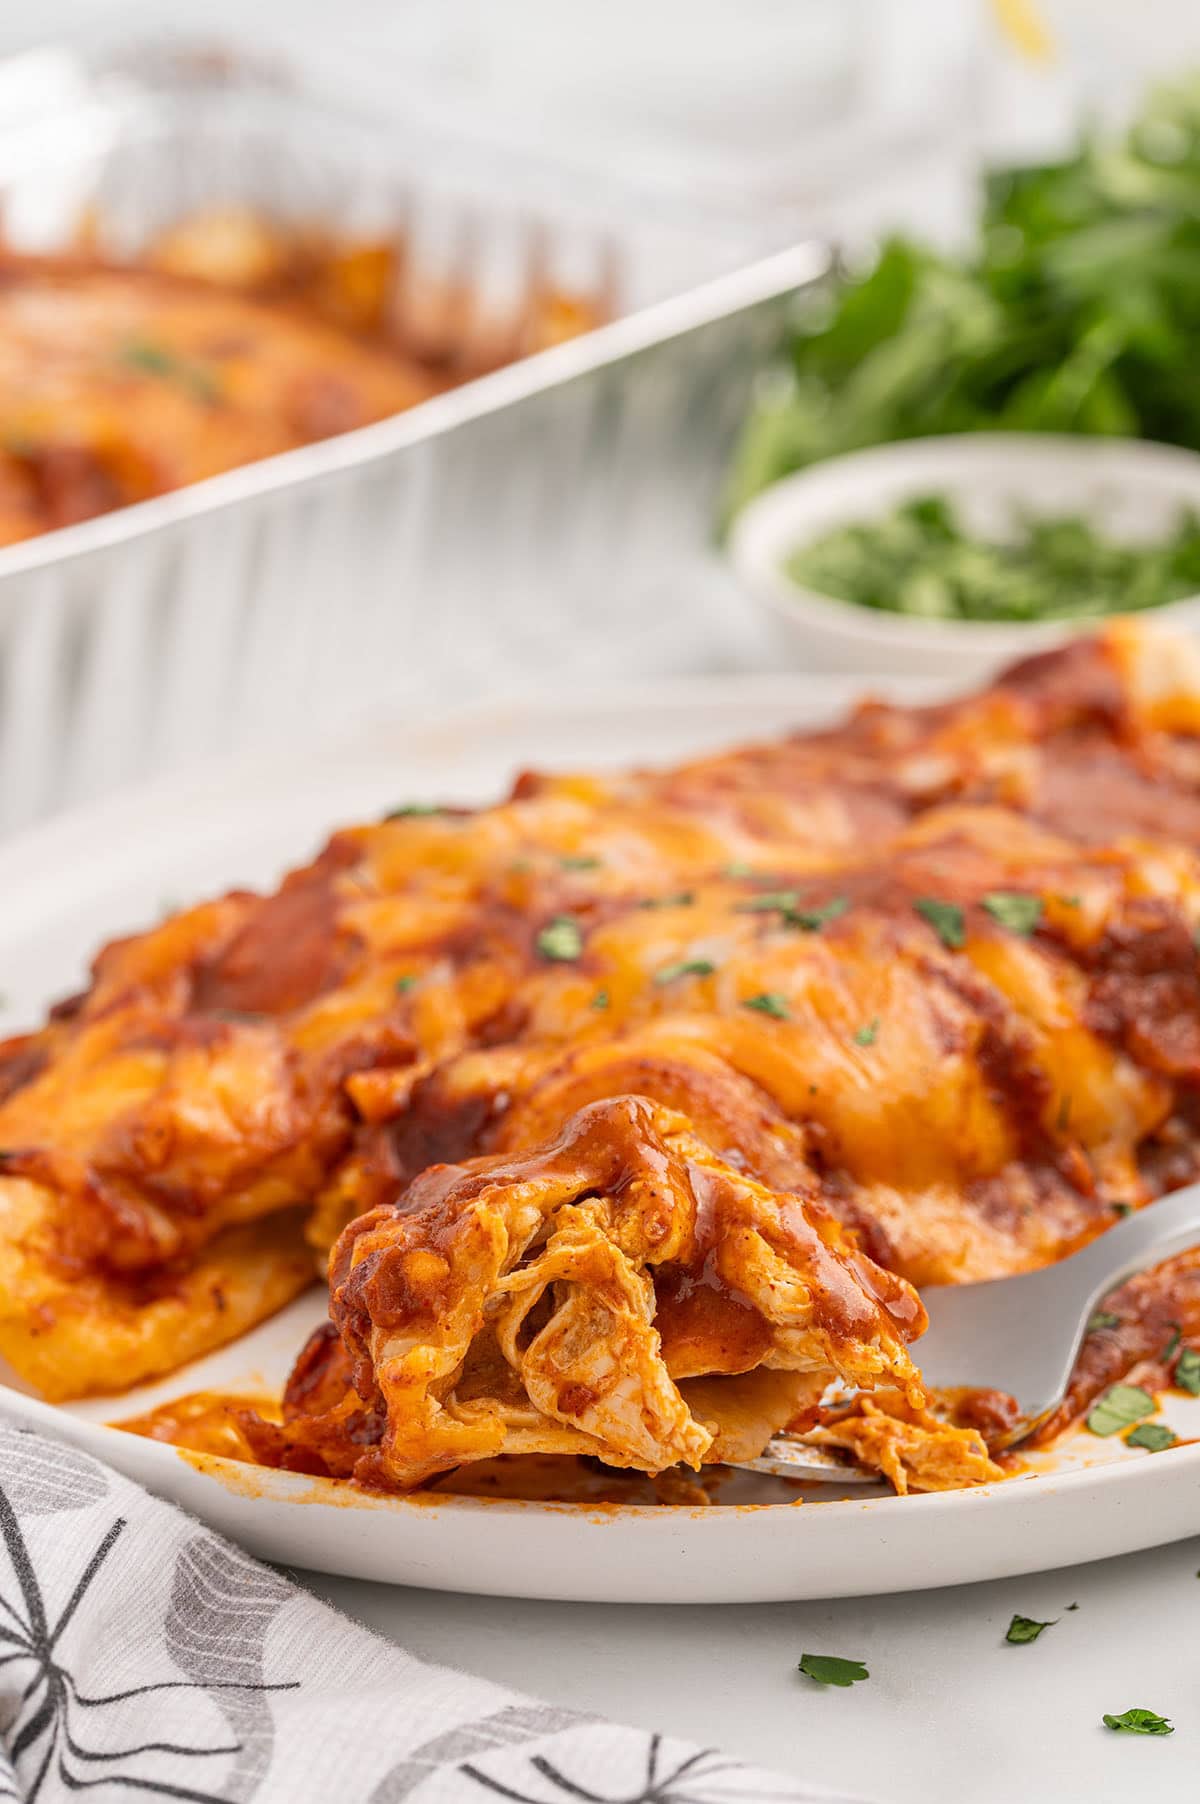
[735,1179,1200,1485]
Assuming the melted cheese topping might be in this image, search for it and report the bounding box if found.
[0,257,439,545]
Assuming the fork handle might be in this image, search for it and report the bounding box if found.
[1054,1179,1200,1304]
[916,1177,1200,1408]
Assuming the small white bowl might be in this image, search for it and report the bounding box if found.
[728,433,1200,679]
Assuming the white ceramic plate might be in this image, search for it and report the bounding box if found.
[2,675,1199,1604]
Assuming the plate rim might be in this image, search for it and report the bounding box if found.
[5,1380,1199,1527]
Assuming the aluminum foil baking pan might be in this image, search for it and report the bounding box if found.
[0,38,829,830]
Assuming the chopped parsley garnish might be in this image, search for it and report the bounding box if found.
[740,890,849,932]
[1174,1347,1200,1395]
[394,976,417,994]
[1005,1614,1055,1644]
[385,803,441,819]
[744,992,790,1020]
[784,495,1200,625]
[1102,1708,1173,1737]
[1058,894,1082,909]
[788,896,850,933]
[982,892,1043,936]
[725,861,755,878]
[560,855,601,871]
[1086,1383,1155,1437]
[536,916,584,962]
[1162,1325,1182,1362]
[590,988,609,1010]
[1065,1602,1079,1611]
[913,897,965,949]
[740,890,801,914]
[118,338,220,403]
[1087,1311,1121,1335]
[1125,1422,1178,1453]
[639,892,694,909]
[118,340,177,377]
[1112,1201,1133,1219]
[654,959,716,985]
[853,1017,880,1047]
[798,1654,868,1688]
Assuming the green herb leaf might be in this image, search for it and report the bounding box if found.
[853,1017,880,1047]
[118,338,220,403]
[1174,1347,1200,1395]
[590,988,609,1010]
[743,992,790,1020]
[1065,1602,1079,1611]
[639,892,694,910]
[1112,1201,1133,1219]
[913,897,965,949]
[1005,1614,1055,1644]
[739,890,801,914]
[982,892,1044,935]
[1058,894,1083,909]
[118,339,176,377]
[385,803,441,819]
[1102,1709,1173,1737]
[560,856,601,871]
[536,917,584,962]
[1086,1383,1156,1437]
[1124,1422,1178,1452]
[798,1654,868,1688]
[1087,1311,1121,1334]
[787,896,850,933]
[1162,1325,1182,1362]
[739,888,849,931]
[654,960,716,985]
[725,861,755,878]
[394,976,417,994]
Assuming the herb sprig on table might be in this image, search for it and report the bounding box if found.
[725,74,1200,520]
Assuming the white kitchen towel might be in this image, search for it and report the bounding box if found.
[0,1423,872,1803]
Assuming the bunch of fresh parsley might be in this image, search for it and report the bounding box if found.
[725,74,1200,521]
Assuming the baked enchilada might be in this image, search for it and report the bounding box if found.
[4,621,1200,1496]
[0,224,600,545]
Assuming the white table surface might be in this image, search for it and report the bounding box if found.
[297,1530,1200,1803]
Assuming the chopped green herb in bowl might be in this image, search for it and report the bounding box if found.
[729,431,1200,679]
[784,494,1200,625]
